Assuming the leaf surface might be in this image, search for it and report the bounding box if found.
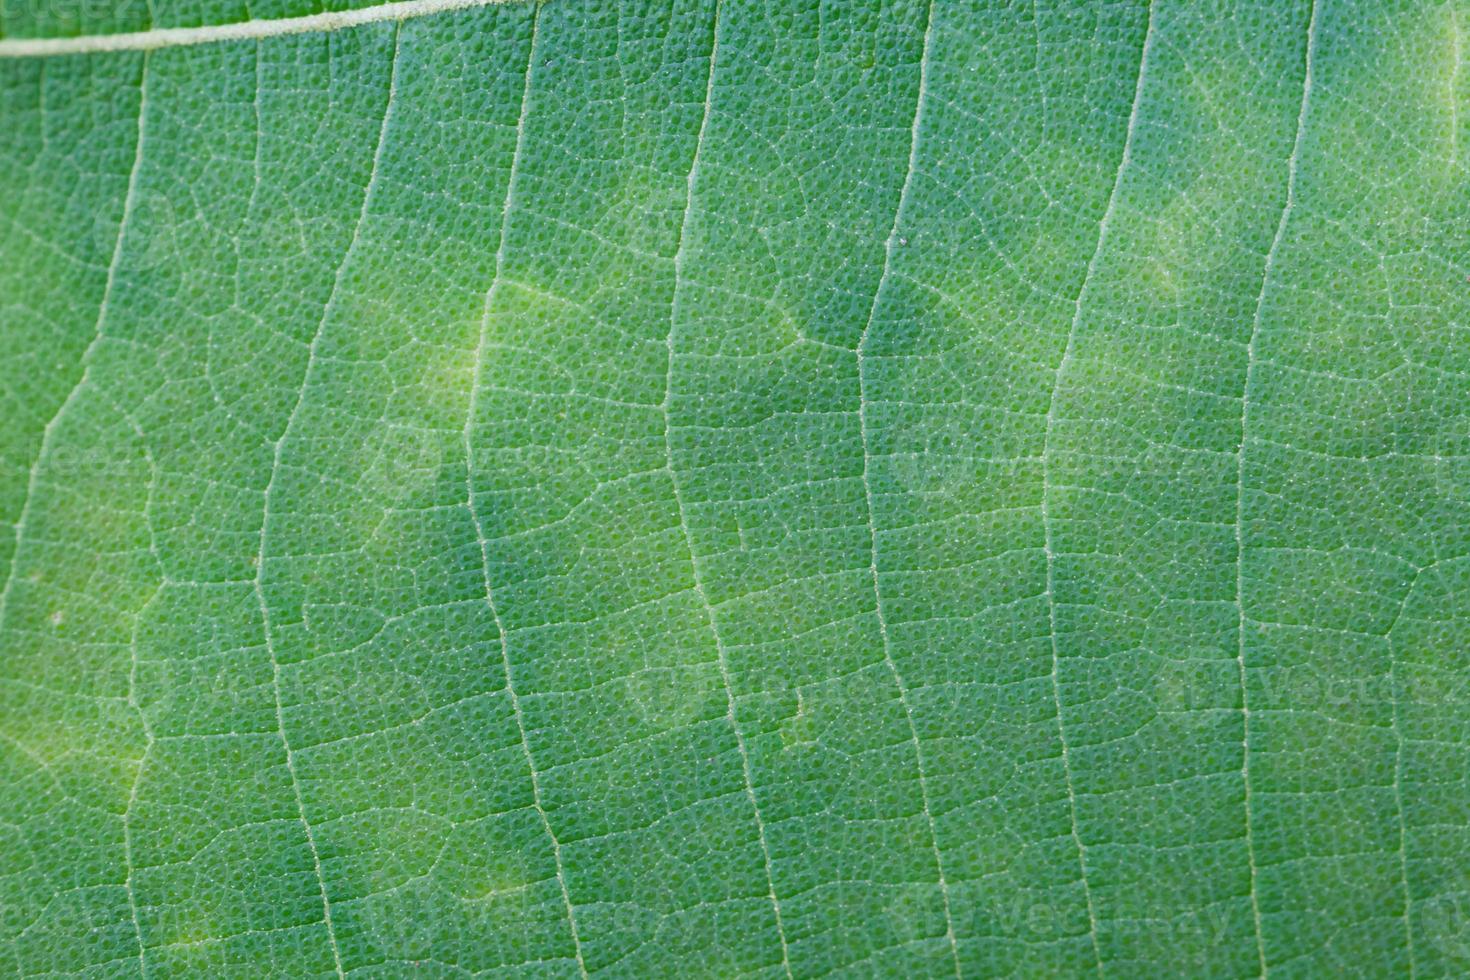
[2,1,1468,976]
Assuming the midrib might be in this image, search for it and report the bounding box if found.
[0,0,524,57]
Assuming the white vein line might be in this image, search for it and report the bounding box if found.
[112,56,153,980]
[0,48,150,965]
[0,0,523,57]
[661,4,793,976]
[853,4,961,977]
[1235,3,1317,975]
[253,26,401,979]
[463,9,589,978]
[121,583,160,980]
[1388,565,1421,979]
[0,54,148,641]
[121,547,164,977]
[121,709,154,979]
[1039,4,1156,975]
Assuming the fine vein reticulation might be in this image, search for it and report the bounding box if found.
[1235,2,1320,975]
[854,3,963,977]
[660,2,797,977]
[253,24,403,978]
[1036,2,1155,973]
[463,5,591,976]
[2,0,1467,978]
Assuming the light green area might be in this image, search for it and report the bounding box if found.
[2,0,1469,976]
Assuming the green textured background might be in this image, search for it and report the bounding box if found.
[2,0,1469,976]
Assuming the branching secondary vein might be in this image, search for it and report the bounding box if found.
[463,7,591,977]
[853,3,962,977]
[252,26,403,979]
[1236,4,1321,976]
[661,3,795,976]
[114,54,154,980]
[1038,3,1157,975]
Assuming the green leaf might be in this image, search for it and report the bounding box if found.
[2,0,1468,976]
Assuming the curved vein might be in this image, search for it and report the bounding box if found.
[853,2,961,976]
[1037,3,1157,974]
[660,2,794,975]
[463,7,590,977]
[251,26,404,979]
[1235,3,1321,975]
[0,53,147,647]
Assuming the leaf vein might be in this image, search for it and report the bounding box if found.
[464,7,591,977]
[853,3,962,977]
[1235,4,1322,975]
[661,3,794,976]
[0,0,526,57]
[1037,3,1158,974]
[252,26,405,979]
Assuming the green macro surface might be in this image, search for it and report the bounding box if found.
[0,0,396,44]
[2,0,1469,975]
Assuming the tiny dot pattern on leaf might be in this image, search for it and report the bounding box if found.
[1,0,1469,977]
